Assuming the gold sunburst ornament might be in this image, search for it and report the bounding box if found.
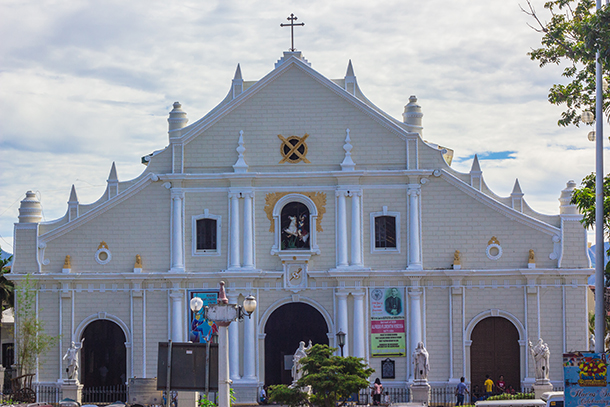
[278,134,310,163]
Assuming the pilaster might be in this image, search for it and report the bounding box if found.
[336,190,349,267]
[352,291,366,358]
[407,185,422,270]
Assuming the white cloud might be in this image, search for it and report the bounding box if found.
[0,0,606,252]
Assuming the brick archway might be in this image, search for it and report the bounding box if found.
[470,317,520,393]
[81,319,127,388]
[263,302,329,386]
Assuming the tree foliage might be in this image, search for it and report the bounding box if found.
[15,275,57,374]
[588,312,610,349]
[0,246,14,314]
[523,0,610,126]
[268,344,374,407]
[571,173,610,286]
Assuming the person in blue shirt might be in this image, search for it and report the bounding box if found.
[455,377,469,406]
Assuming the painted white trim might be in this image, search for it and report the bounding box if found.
[191,211,222,256]
[486,243,502,260]
[441,170,560,236]
[94,247,112,265]
[370,208,401,254]
[73,311,132,380]
[39,174,157,242]
[177,56,417,148]
[465,309,526,341]
[270,193,320,255]
[257,295,333,336]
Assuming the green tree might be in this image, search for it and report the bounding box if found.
[570,173,610,286]
[588,312,610,349]
[0,247,14,368]
[268,344,374,407]
[523,0,610,126]
[15,274,57,375]
[0,247,14,313]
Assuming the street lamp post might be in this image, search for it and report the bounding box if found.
[336,330,346,357]
[194,281,257,407]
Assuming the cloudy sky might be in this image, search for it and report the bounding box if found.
[0,0,606,254]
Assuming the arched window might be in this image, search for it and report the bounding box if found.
[270,194,320,256]
[281,202,310,250]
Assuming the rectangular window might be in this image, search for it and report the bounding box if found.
[375,216,396,248]
[196,218,217,251]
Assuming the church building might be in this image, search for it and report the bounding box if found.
[11,49,590,403]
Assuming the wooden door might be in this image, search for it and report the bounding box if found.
[470,317,520,393]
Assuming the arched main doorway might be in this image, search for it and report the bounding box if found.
[81,320,127,387]
[264,302,329,386]
[470,317,520,392]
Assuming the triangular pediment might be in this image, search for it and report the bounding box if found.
[173,56,428,172]
[179,56,413,146]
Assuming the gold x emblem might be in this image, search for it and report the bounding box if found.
[290,268,302,281]
[278,134,310,164]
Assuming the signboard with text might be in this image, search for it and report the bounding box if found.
[563,352,610,407]
[370,287,406,357]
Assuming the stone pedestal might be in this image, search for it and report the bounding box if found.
[61,379,83,404]
[176,391,199,407]
[410,380,431,405]
[532,381,553,399]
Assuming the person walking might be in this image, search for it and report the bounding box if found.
[371,378,383,406]
[484,375,494,399]
[455,377,469,406]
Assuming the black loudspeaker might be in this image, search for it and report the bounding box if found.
[157,342,218,391]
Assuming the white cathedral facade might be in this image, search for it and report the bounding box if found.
[11,51,590,403]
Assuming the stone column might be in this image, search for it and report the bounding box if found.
[336,190,349,267]
[336,290,350,356]
[228,293,241,381]
[350,191,362,266]
[407,186,422,270]
[171,190,185,272]
[409,288,423,376]
[242,192,254,268]
[243,298,256,380]
[229,193,241,269]
[170,290,184,341]
[217,324,231,407]
[352,292,366,358]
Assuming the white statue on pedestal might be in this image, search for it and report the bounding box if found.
[528,338,550,381]
[291,340,312,384]
[63,339,85,380]
[412,342,430,381]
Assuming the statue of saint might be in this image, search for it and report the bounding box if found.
[291,341,308,383]
[528,249,535,264]
[453,250,461,265]
[135,254,143,268]
[63,338,85,380]
[412,341,430,381]
[528,338,550,381]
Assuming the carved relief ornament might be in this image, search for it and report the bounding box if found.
[265,192,326,232]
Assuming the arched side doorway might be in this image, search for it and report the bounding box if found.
[264,302,329,386]
[470,317,520,392]
[81,320,127,387]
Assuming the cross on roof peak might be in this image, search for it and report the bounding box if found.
[280,13,305,52]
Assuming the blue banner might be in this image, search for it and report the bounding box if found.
[563,352,610,407]
[188,290,219,343]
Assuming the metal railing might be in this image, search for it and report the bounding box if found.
[33,383,63,404]
[82,384,127,405]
